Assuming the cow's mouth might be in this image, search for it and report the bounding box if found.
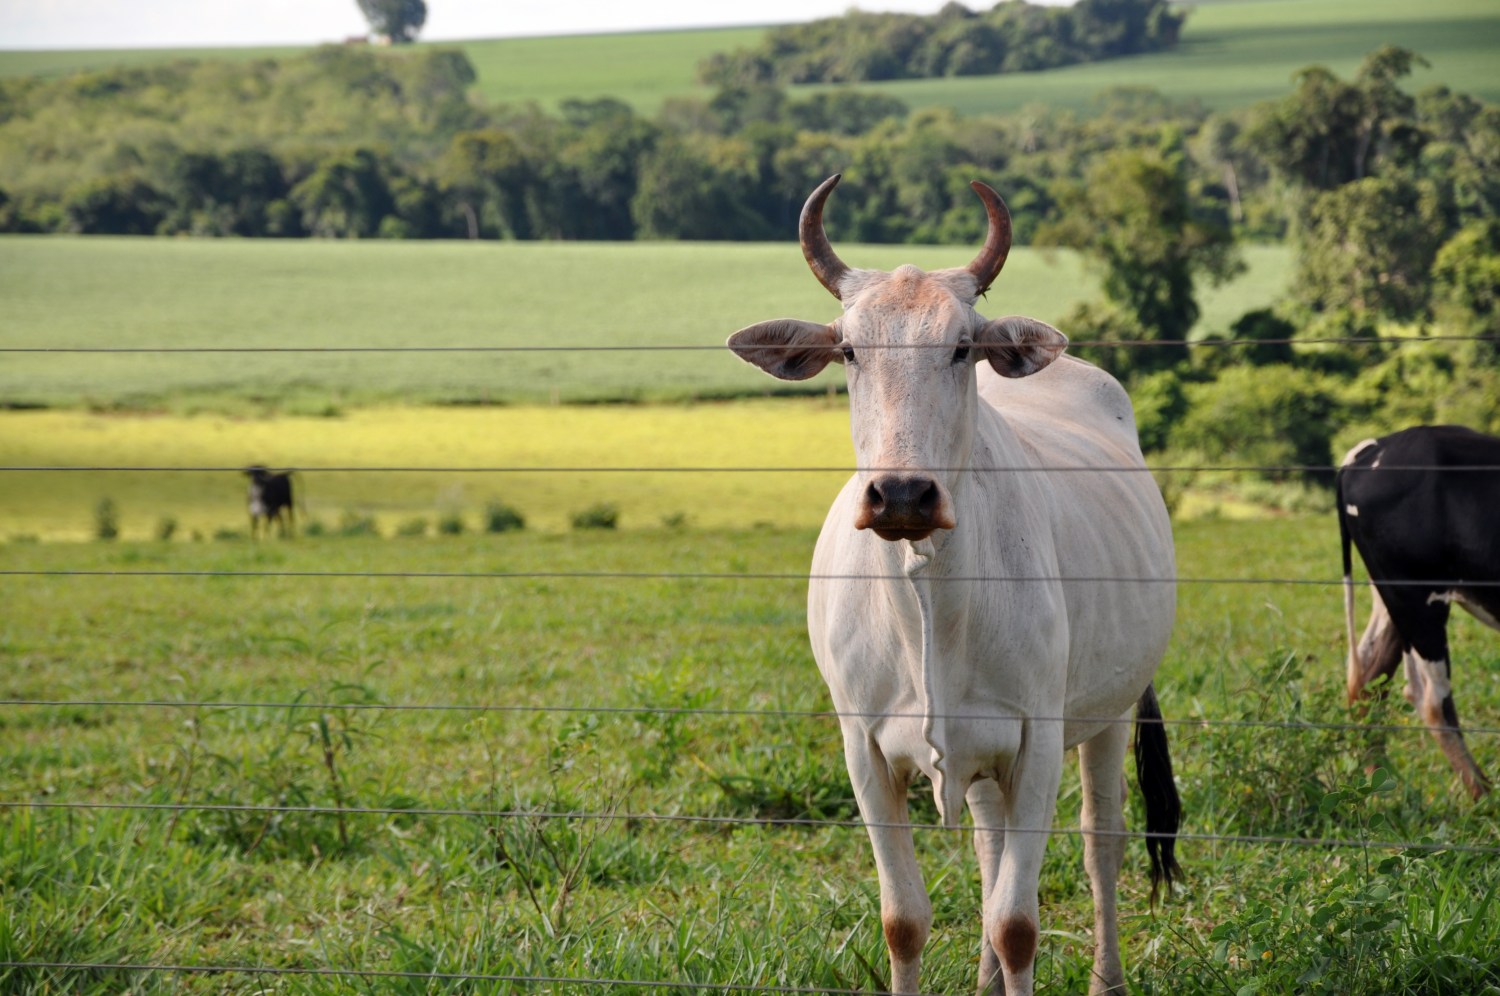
[871,526,937,542]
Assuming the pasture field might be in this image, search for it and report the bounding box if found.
[0,401,855,541]
[0,237,1291,410]
[2,518,1498,993]
[3,0,1495,114]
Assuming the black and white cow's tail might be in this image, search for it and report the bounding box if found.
[1134,682,1181,905]
[1336,457,1361,687]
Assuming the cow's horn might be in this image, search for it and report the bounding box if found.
[800,174,850,300]
[965,180,1012,297]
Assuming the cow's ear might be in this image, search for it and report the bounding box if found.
[728,319,841,381]
[977,316,1067,378]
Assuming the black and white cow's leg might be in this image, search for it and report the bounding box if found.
[1399,599,1492,799]
[1348,585,1404,704]
[967,778,1006,995]
[986,724,1064,995]
[843,734,930,995]
[1078,719,1130,994]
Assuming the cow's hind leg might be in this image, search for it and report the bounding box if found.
[844,735,930,995]
[1398,600,1492,799]
[1078,719,1129,994]
[967,779,1005,995]
[1404,648,1491,800]
[1348,587,1403,704]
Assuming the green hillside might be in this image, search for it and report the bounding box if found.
[862,0,1500,114]
[0,236,1292,408]
[2,0,1494,114]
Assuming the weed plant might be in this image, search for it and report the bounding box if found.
[484,501,525,534]
[571,502,619,530]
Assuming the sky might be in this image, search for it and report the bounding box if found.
[2,0,1075,50]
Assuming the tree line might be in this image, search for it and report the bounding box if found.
[0,42,1495,500]
[697,0,1186,86]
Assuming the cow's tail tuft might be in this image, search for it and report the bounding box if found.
[1134,682,1181,906]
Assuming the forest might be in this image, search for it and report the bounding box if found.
[696,0,1187,85]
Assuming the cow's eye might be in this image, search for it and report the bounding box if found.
[953,342,972,364]
[840,342,856,364]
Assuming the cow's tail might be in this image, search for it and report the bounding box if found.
[1336,458,1361,698]
[1134,682,1181,906]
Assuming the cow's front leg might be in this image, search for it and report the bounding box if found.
[844,734,930,995]
[1077,720,1129,994]
[967,778,1006,995]
[987,725,1063,996]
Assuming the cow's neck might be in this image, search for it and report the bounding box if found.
[892,397,1035,823]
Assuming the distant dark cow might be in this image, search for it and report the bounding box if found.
[1338,425,1500,799]
[244,466,295,539]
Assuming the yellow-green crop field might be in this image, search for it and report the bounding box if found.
[0,401,855,540]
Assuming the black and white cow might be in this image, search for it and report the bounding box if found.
[1338,425,1500,799]
[244,466,295,539]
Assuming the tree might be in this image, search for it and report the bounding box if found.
[1246,46,1428,193]
[357,0,427,44]
[1433,219,1500,359]
[1039,146,1243,374]
[288,148,396,238]
[1294,173,1444,322]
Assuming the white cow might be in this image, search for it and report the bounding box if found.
[729,175,1180,995]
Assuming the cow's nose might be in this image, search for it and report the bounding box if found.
[855,475,955,539]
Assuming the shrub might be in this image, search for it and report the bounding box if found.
[94,498,119,541]
[337,510,380,537]
[437,512,465,536]
[1174,364,1344,479]
[396,516,428,537]
[155,516,178,541]
[484,501,525,534]
[571,502,619,530]
[303,519,327,537]
[1130,369,1187,453]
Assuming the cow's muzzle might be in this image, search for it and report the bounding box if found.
[854,475,956,542]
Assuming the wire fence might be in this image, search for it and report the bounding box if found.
[5,331,1497,991]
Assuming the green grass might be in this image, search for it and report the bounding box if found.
[0,43,304,80]
[1,519,1497,993]
[0,401,856,540]
[3,0,1495,114]
[0,237,1291,409]
[455,27,764,113]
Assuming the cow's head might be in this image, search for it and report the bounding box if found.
[728,174,1066,541]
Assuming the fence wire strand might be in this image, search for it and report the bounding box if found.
[0,961,903,994]
[2,334,1494,353]
[5,798,1494,854]
[4,697,1498,736]
[4,567,1495,587]
[4,463,1496,473]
